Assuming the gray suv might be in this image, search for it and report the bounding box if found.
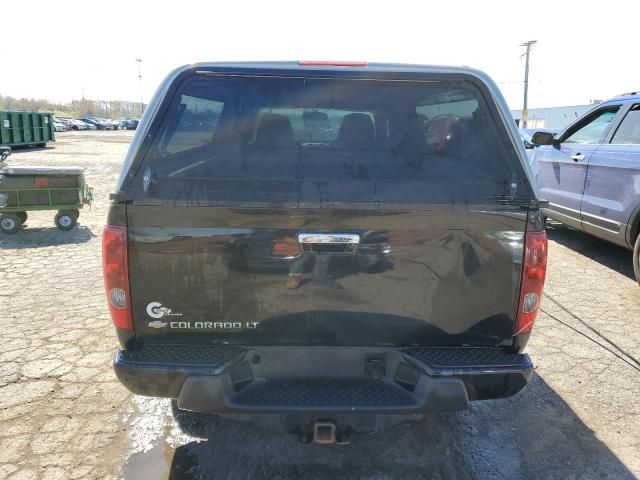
[531,93,640,284]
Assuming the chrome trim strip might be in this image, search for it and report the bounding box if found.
[548,202,580,215]
[581,210,622,230]
[581,219,620,234]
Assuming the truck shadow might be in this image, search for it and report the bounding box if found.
[121,373,634,479]
[546,222,635,281]
[0,225,95,249]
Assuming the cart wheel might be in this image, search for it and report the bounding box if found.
[54,211,77,231]
[72,209,80,219]
[16,212,28,224]
[0,213,21,234]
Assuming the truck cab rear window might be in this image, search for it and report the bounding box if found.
[132,76,520,205]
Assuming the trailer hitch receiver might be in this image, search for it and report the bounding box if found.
[313,421,337,444]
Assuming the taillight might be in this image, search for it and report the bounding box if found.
[102,225,133,331]
[514,231,547,335]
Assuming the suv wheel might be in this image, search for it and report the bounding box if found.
[0,213,21,234]
[634,234,640,286]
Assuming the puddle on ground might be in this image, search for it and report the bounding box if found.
[121,444,171,479]
[122,442,201,480]
[119,397,198,479]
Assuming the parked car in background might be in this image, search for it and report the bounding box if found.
[67,119,89,131]
[106,61,547,442]
[53,121,67,132]
[106,119,121,130]
[80,117,108,130]
[127,119,139,130]
[55,117,75,130]
[119,118,139,130]
[531,92,640,284]
[96,118,115,130]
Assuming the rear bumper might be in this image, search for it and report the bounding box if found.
[114,345,532,415]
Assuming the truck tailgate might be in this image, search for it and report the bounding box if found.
[127,205,525,347]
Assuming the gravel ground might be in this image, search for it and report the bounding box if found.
[0,131,639,479]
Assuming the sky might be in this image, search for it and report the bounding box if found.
[2,0,637,110]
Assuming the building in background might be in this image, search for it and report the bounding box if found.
[511,101,601,130]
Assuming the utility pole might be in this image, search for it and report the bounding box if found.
[520,40,537,128]
[135,58,143,116]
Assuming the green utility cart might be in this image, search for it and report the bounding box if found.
[0,111,55,148]
[0,147,92,234]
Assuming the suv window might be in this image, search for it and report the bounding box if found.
[132,76,522,205]
[563,108,619,144]
[611,104,640,144]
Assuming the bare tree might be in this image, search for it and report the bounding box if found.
[0,94,144,119]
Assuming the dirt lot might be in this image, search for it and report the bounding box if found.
[1,131,639,479]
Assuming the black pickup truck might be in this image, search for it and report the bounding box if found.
[104,61,547,442]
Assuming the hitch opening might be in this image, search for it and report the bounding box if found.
[313,421,336,444]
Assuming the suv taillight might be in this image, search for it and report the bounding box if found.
[514,231,547,335]
[102,225,133,331]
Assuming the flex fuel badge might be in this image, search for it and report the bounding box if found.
[145,301,258,330]
[146,301,182,319]
[146,301,182,328]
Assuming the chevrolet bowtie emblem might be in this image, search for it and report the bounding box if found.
[147,320,168,329]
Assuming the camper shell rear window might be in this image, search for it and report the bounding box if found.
[127,74,529,206]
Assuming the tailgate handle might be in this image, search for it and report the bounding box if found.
[297,233,360,254]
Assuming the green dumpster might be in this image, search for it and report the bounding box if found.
[0,111,55,148]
